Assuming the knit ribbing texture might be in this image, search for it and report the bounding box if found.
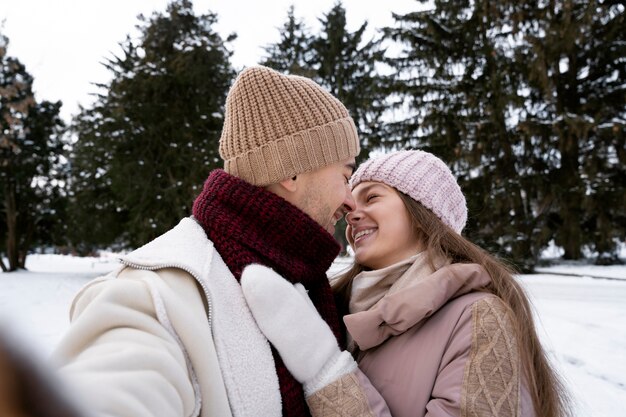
[192,169,343,417]
[350,150,467,233]
[219,66,360,186]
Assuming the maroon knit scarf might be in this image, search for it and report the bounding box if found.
[192,169,343,417]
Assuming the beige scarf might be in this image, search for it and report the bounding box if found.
[349,252,450,315]
[347,252,450,351]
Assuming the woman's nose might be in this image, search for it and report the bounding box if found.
[345,209,361,225]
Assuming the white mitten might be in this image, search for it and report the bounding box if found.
[241,264,356,396]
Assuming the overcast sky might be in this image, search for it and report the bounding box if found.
[1,0,419,122]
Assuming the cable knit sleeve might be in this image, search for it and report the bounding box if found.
[460,297,522,417]
[426,296,524,417]
[306,368,392,417]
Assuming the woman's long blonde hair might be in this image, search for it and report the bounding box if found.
[333,190,571,417]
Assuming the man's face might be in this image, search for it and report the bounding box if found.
[295,158,356,235]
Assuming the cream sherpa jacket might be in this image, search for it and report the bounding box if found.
[52,217,282,417]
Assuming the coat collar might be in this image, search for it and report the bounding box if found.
[119,217,213,280]
[344,263,491,351]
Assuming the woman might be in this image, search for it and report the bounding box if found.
[242,150,570,417]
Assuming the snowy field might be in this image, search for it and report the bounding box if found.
[1,253,625,416]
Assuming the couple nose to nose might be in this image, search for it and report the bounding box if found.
[341,190,361,224]
[342,199,363,225]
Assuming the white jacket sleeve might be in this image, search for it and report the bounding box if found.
[52,271,199,417]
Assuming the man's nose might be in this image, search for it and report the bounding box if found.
[343,187,356,213]
[345,206,362,225]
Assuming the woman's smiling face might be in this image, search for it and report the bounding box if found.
[346,182,423,270]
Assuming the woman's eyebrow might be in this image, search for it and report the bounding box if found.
[354,183,385,199]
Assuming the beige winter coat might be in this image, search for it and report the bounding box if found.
[52,217,283,417]
[344,262,536,417]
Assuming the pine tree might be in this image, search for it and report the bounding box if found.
[385,0,625,268]
[68,0,235,250]
[261,2,389,163]
[0,34,66,271]
[517,0,626,262]
[261,3,390,252]
[261,5,316,78]
[311,3,389,162]
[385,1,545,270]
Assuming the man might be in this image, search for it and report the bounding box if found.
[52,66,381,417]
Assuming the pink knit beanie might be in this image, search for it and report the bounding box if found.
[350,150,467,233]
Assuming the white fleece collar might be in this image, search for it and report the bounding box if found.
[119,217,213,276]
[119,216,282,416]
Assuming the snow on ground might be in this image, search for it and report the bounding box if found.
[535,262,626,280]
[1,254,625,416]
[518,274,626,416]
[0,254,120,353]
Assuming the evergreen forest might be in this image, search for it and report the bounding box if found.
[1,0,624,272]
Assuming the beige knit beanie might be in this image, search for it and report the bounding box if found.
[219,66,360,186]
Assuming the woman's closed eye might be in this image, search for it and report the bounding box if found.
[366,194,379,203]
